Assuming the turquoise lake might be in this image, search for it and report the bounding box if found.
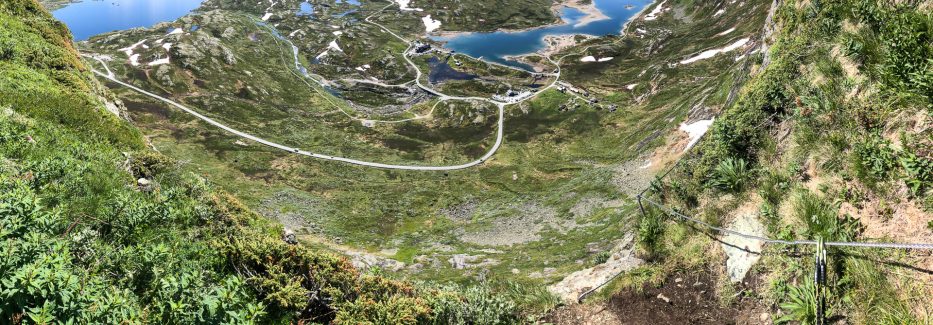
[52,0,204,41]
[434,0,653,69]
[52,0,652,69]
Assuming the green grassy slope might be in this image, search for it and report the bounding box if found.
[0,0,537,323]
[635,0,932,323]
[0,0,142,148]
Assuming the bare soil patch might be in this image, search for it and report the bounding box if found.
[544,269,767,324]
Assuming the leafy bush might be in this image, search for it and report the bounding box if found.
[0,181,141,324]
[425,284,520,325]
[851,134,897,186]
[128,151,175,179]
[636,206,666,258]
[846,0,933,105]
[899,151,932,198]
[591,251,611,265]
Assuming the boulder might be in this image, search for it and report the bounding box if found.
[283,227,297,244]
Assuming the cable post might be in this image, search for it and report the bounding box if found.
[637,194,646,217]
[814,238,826,325]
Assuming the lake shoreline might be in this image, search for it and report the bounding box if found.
[430,0,611,39]
[557,0,609,27]
[51,0,203,41]
[428,0,653,69]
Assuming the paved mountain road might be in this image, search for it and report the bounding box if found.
[87,3,576,170]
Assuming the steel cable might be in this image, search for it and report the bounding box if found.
[641,197,933,250]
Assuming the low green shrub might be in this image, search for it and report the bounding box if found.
[851,134,898,186]
[710,157,752,192]
[0,3,538,322]
[759,169,791,205]
[636,205,666,258]
[778,276,819,325]
[128,151,176,179]
[425,283,520,325]
[591,251,611,265]
[899,151,932,198]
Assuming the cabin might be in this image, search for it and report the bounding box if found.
[414,43,432,54]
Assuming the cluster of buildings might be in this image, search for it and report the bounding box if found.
[556,81,619,112]
[411,42,465,67]
[493,88,537,103]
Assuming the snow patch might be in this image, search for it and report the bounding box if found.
[679,118,715,151]
[167,28,183,35]
[148,57,170,66]
[714,9,725,16]
[394,0,424,11]
[328,40,343,52]
[261,12,273,21]
[119,39,147,56]
[333,31,343,35]
[421,15,441,32]
[316,50,329,60]
[162,43,173,51]
[289,30,301,37]
[625,83,638,90]
[581,56,612,62]
[129,54,140,66]
[716,27,736,36]
[679,38,749,65]
[643,1,667,21]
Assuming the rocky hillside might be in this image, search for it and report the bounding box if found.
[0,0,542,323]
